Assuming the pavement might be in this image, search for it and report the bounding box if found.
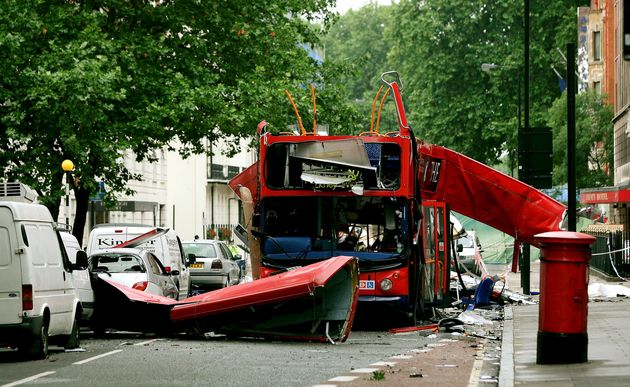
[498,259,630,386]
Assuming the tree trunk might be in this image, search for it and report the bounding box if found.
[73,186,91,244]
[45,172,64,223]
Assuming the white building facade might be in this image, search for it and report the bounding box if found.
[69,137,256,245]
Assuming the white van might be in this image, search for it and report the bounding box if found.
[60,232,94,323]
[0,201,82,358]
[86,224,191,299]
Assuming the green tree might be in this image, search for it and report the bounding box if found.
[0,0,355,242]
[386,0,525,165]
[322,1,394,102]
[546,90,613,188]
[325,0,588,167]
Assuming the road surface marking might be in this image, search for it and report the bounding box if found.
[350,368,380,373]
[134,338,162,346]
[390,354,413,359]
[370,361,397,366]
[467,344,484,387]
[328,376,359,382]
[1,371,55,387]
[73,349,123,365]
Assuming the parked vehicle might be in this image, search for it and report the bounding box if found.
[88,248,179,299]
[456,231,483,275]
[182,239,243,290]
[60,231,95,323]
[86,224,191,299]
[0,199,82,358]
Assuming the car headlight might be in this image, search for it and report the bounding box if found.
[379,278,393,292]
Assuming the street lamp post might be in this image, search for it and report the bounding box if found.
[481,62,530,293]
[61,159,74,226]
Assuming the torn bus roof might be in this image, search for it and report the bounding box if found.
[91,276,178,334]
[419,143,565,246]
[171,256,359,343]
[91,256,359,343]
[112,227,170,248]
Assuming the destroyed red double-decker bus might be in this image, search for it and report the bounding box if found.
[229,71,567,323]
[230,73,453,322]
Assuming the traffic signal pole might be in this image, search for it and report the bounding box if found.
[520,0,531,295]
[567,42,576,231]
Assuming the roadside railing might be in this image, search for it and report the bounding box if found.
[582,224,630,279]
[206,223,235,241]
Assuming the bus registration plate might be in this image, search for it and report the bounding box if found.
[359,280,375,290]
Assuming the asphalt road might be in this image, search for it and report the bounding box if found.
[1,264,508,386]
[0,328,445,387]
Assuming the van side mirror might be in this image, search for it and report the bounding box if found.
[187,253,196,264]
[233,254,242,260]
[170,269,180,276]
[457,243,463,253]
[75,250,88,269]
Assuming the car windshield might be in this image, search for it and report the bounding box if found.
[461,234,476,248]
[183,243,217,258]
[92,254,146,273]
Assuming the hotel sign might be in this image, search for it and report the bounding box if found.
[580,189,630,204]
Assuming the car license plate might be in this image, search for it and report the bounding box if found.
[190,263,204,269]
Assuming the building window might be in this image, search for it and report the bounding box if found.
[593,31,601,61]
[593,81,601,95]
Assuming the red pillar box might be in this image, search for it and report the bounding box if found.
[533,231,595,364]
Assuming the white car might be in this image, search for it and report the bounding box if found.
[86,224,191,299]
[182,240,243,291]
[456,231,483,275]
[89,248,179,299]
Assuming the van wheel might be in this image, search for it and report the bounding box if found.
[21,318,49,359]
[64,313,81,349]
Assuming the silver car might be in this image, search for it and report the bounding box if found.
[455,231,483,276]
[89,248,179,299]
[182,240,243,291]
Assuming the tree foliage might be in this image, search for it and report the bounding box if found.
[0,0,357,241]
[322,1,393,101]
[325,0,590,169]
[547,90,614,188]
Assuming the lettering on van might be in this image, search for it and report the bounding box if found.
[97,238,157,251]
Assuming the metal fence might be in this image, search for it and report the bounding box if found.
[583,224,630,279]
[206,223,235,241]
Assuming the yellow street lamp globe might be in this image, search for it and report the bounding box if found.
[61,159,74,172]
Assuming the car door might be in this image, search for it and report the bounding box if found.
[174,236,190,298]
[218,243,240,285]
[145,252,178,299]
[61,232,94,321]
